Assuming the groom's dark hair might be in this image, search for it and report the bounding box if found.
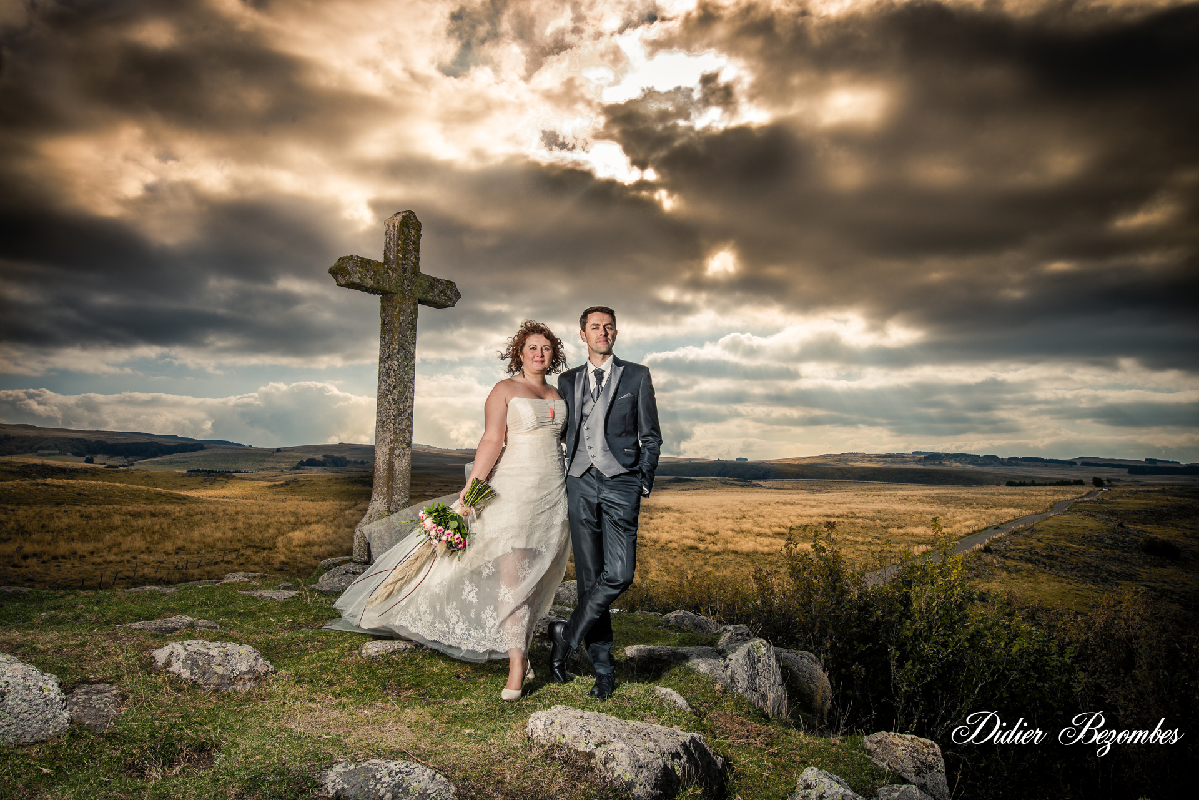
[580,306,616,330]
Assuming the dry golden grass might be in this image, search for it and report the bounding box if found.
[0,463,460,589]
[636,479,1089,582]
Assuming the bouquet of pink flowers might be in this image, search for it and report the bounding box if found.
[366,478,497,610]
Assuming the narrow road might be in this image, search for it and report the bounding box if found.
[865,488,1103,586]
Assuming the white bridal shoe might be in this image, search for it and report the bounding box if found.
[501,660,534,701]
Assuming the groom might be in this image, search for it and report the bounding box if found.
[548,306,661,699]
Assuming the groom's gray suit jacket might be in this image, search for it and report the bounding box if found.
[560,356,662,495]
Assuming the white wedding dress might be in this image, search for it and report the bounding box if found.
[331,397,571,663]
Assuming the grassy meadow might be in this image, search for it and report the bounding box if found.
[0,582,898,800]
[636,479,1089,583]
[968,485,1199,612]
[0,461,458,590]
[2,461,1088,592]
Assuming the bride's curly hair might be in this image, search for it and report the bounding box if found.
[500,320,567,376]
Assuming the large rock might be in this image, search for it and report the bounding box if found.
[311,563,369,595]
[151,641,274,692]
[360,640,420,658]
[863,732,948,800]
[775,648,833,720]
[878,785,934,800]
[360,494,458,561]
[554,580,578,606]
[320,556,353,570]
[65,684,122,733]
[653,687,692,713]
[527,706,725,800]
[662,610,722,635]
[787,767,864,800]
[315,759,456,799]
[122,615,218,633]
[0,653,71,745]
[721,639,788,719]
[715,625,753,650]
[626,638,789,720]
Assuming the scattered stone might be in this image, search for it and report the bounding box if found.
[175,579,222,587]
[550,604,575,616]
[864,732,949,800]
[151,640,274,692]
[720,638,789,719]
[126,586,177,594]
[315,759,456,799]
[223,572,267,583]
[360,640,420,658]
[239,589,299,601]
[276,582,296,590]
[877,785,933,800]
[775,648,833,720]
[715,625,753,650]
[554,580,578,606]
[625,638,789,719]
[0,586,31,593]
[787,767,864,800]
[122,615,219,633]
[526,705,725,800]
[0,653,70,745]
[311,563,369,595]
[653,686,692,713]
[319,556,354,570]
[65,684,122,733]
[662,610,722,635]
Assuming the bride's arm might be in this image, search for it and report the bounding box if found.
[459,383,507,504]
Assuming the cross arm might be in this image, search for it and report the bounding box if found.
[329,255,396,295]
[416,274,460,309]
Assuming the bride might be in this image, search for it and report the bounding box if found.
[331,320,571,700]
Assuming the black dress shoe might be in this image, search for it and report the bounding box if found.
[590,674,615,701]
[547,620,573,683]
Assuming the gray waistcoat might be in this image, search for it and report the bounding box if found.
[568,363,627,478]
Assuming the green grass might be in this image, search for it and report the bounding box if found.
[0,583,898,799]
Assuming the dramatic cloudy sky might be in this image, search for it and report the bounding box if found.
[2,0,1197,460]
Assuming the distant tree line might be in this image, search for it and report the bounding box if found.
[292,454,366,469]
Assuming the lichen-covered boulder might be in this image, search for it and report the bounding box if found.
[653,686,692,713]
[527,705,725,800]
[151,641,274,692]
[554,580,578,606]
[878,784,934,800]
[360,640,420,658]
[315,759,456,799]
[122,615,218,633]
[223,572,267,583]
[787,767,864,800]
[65,684,123,733]
[775,648,833,720]
[715,625,753,650]
[864,732,948,800]
[311,563,368,595]
[625,638,789,720]
[662,610,722,635]
[0,653,70,745]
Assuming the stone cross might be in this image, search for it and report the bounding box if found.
[330,210,460,562]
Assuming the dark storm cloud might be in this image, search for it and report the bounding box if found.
[599,1,1199,368]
